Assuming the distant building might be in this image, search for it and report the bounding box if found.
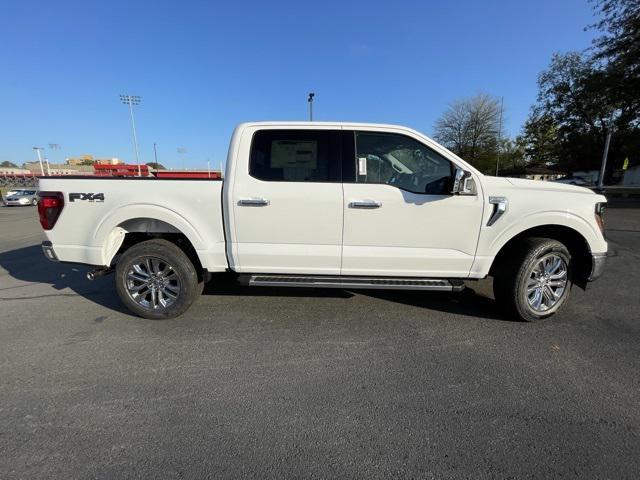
[66,155,122,166]
[66,155,94,166]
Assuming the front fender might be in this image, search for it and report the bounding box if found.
[486,210,603,257]
[469,210,607,279]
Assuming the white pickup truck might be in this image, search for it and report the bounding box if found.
[37,122,607,321]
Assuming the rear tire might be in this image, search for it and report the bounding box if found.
[115,239,200,319]
[493,238,572,322]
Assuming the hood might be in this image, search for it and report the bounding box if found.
[483,176,596,196]
[506,177,595,194]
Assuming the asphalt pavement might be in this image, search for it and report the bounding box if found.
[1,199,639,479]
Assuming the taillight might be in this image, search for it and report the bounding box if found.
[38,191,64,230]
[595,202,605,235]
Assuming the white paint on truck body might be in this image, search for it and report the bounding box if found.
[39,122,607,280]
[38,177,227,270]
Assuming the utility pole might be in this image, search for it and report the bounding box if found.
[597,111,619,191]
[153,142,159,170]
[495,96,504,177]
[598,129,613,191]
[308,92,315,121]
[33,147,45,175]
[119,94,142,176]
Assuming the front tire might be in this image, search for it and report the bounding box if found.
[493,238,572,322]
[115,239,200,319]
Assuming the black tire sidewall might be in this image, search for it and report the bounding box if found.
[513,240,572,321]
[115,239,199,319]
[494,238,573,322]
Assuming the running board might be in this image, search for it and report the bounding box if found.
[246,275,465,292]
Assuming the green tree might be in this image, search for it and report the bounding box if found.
[522,1,640,175]
[146,162,166,170]
[0,161,19,168]
[499,137,527,170]
[590,0,640,127]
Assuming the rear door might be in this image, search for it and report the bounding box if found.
[341,130,483,277]
[229,127,344,274]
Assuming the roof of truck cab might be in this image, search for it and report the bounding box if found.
[240,121,414,130]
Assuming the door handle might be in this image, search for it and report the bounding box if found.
[349,200,382,209]
[238,197,270,207]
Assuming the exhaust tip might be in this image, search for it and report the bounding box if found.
[86,267,113,281]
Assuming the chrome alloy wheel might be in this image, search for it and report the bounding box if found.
[526,253,568,312]
[125,257,181,310]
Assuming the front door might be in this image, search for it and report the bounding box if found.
[341,131,483,277]
[230,128,344,274]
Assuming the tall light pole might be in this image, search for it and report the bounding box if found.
[48,144,60,175]
[153,142,159,170]
[33,147,45,175]
[307,92,315,121]
[119,94,142,176]
[177,147,188,170]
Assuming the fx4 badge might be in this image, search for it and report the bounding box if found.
[69,193,105,203]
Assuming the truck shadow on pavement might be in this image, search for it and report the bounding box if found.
[203,277,510,322]
[1,245,510,322]
[0,244,131,315]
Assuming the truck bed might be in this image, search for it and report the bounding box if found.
[38,177,227,271]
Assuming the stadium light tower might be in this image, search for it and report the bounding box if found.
[307,92,315,121]
[119,94,142,176]
[177,147,188,170]
[32,147,45,175]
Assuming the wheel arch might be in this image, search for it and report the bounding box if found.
[97,214,205,277]
[489,224,592,288]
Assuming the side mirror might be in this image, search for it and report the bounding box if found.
[452,168,476,195]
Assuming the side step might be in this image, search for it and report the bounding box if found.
[246,275,465,292]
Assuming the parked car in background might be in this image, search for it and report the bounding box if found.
[4,188,39,206]
[553,175,590,186]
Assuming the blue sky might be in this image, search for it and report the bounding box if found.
[1,0,598,169]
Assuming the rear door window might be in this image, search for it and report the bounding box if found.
[250,130,341,182]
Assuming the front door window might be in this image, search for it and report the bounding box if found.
[355,132,454,195]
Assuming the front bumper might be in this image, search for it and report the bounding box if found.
[588,253,607,281]
[41,241,59,262]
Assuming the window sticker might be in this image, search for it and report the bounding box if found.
[358,157,367,176]
[271,140,317,168]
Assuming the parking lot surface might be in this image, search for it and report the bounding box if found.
[1,200,639,478]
